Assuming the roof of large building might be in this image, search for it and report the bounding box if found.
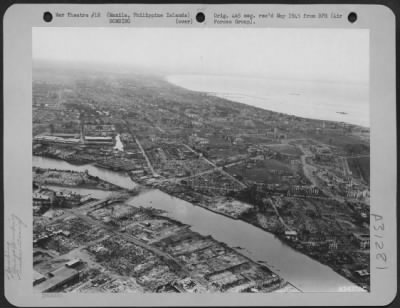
[33,270,46,282]
[85,136,113,141]
[33,192,51,200]
[34,135,81,144]
[353,233,370,240]
[34,266,79,293]
[65,258,81,267]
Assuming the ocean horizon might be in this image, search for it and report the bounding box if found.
[167,74,369,128]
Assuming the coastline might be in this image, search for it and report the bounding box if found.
[166,74,370,129]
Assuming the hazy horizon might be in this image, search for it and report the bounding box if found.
[33,27,369,84]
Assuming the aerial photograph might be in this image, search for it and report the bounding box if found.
[32,27,370,293]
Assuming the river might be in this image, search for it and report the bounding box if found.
[33,156,136,190]
[33,156,364,292]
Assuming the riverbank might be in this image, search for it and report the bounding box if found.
[33,155,365,292]
[143,187,303,292]
[40,175,288,290]
[35,187,286,293]
[38,182,122,191]
[154,186,241,220]
[33,166,123,191]
[152,182,253,220]
[33,156,137,190]
[33,151,91,165]
[147,180,368,291]
[147,211,287,292]
[277,236,369,291]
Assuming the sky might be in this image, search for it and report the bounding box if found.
[33,27,369,83]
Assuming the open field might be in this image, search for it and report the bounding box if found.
[264,144,302,157]
[226,159,294,183]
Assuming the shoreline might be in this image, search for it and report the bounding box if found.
[166,74,370,129]
[153,185,241,221]
[33,165,123,191]
[40,183,123,192]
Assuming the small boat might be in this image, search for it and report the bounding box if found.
[336,111,348,115]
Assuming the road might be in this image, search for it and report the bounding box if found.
[63,207,213,288]
[223,160,246,168]
[340,154,370,159]
[182,144,247,189]
[175,184,236,193]
[122,120,158,177]
[66,208,189,272]
[56,90,63,108]
[157,168,217,184]
[157,159,246,185]
[133,136,158,177]
[263,196,293,232]
[339,157,351,177]
[298,145,319,187]
[298,145,344,202]
[80,198,110,211]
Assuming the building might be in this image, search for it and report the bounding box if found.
[284,230,298,241]
[346,189,370,199]
[355,269,370,277]
[34,266,79,292]
[189,134,209,146]
[233,137,244,145]
[353,233,370,249]
[289,185,320,196]
[33,270,46,286]
[65,258,81,268]
[33,135,81,145]
[55,191,81,207]
[33,190,55,214]
[326,239,338,250]
[33,192,52,207]
[84,136,114,145]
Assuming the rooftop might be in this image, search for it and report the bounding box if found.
[34,266,79,293]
